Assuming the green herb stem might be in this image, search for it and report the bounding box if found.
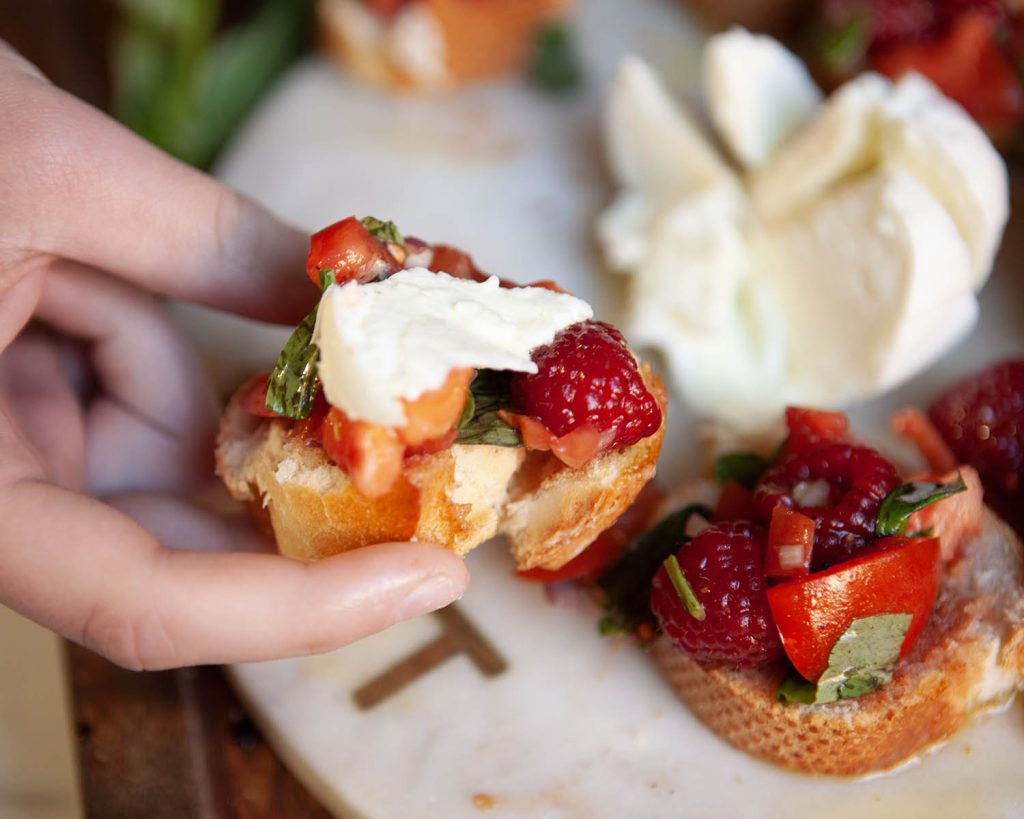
[663,555,705,621]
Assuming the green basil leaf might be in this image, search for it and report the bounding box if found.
[529,23,582,93]
[114,0,311,169]
[875,474,967,537]
[264,259,343,419]
[455,371,522,447]
[265,306,320,419]
[814,614,911,703]
[778,613,912,705]
[598,615,628,637]
[777,673,818,705]
[186,0,310,167]
[598,504,713,637]
[360,216,404,247]
[317,268,337,290]
[714,451,771,489]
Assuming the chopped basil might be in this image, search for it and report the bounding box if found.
[777,674,818,705]
[529,23,582,93]
[317,268,337,290]
[265,267,341,419]
[818,11,869,75]
[663,555,705,621]
[777,613,912,705]
[454,371,522,447]
[715,451,771,489]
[875,474,967,537]
[265,306,321,419]
[360,216,404,248]
[598,504,713,638]
[598,616,627,637]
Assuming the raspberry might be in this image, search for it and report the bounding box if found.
[936,0,1007,31]
[509,320,661,450]
[650,522,783,667]
[753,444,901,570]
[929,359,1024,495]
[823,0,939,48]
[822,0,1005,50]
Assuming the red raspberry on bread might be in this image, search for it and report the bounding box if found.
[595,407,1024,776]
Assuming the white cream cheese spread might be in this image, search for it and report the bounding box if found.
[313,268,593,427]
[598,28,1009,428]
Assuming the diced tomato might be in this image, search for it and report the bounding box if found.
[238,374,281,418]
[873,13,1024,139]
[766,535,942,682]
[429,244,520,288]
[783,406,850,455]
[517,482,665,583]
[890,406,958,474]
[399,368,473,446]
[503,412,555,451]
[499,411,607,469]
[306,217,399,286]
[764,506,815,579]
[713,480,756,521]
[405,427,458,458]
[321,408,405,499]
[550,423,608,469]
[429,245,486,282]
[517,529,628,584]
[906,466,984,560]
[293,391,329,444]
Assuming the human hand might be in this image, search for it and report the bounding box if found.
[0,41,467,670]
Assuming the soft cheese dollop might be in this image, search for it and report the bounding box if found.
[313,268,593,427]
[598,28,1009,428]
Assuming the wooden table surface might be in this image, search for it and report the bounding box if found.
[66,644,332,818]
[1,4,332,816]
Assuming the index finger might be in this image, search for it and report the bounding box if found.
[0,41,312,324]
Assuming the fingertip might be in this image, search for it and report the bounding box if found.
[412,541,471,587]
[394,569,466,621]
[209,194,313,323]
[388,543,469,621]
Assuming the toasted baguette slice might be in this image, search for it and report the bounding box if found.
[317,0,569,92]
[215,368,665,569]
[651,507,1024,776]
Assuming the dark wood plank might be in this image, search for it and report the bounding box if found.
[66,643,333,819]
[0,0,113,108]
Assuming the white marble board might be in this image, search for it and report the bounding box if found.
[171,0,1024,815]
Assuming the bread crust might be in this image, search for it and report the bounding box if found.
[651,508,1024,776]
[215,368,666,568]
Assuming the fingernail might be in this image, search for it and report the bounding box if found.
[396,574,464,620]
